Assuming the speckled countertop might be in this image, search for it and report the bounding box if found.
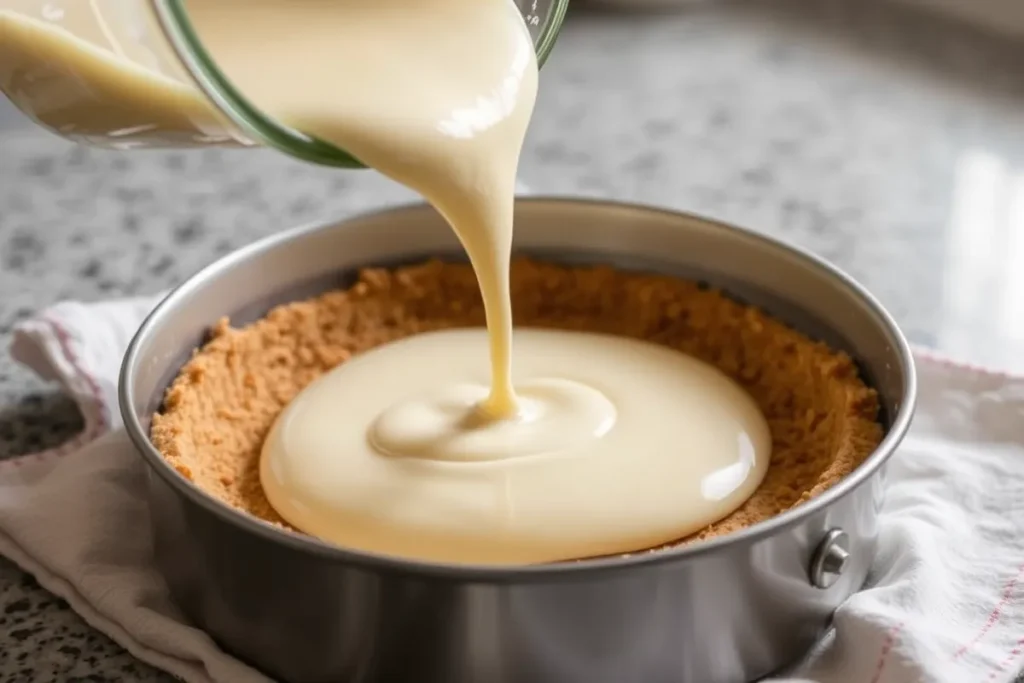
[2,0,1024,680]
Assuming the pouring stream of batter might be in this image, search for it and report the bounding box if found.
[0,0,773,563]
[184,0,772,563]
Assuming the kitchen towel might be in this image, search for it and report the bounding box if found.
[3,295,1024,683]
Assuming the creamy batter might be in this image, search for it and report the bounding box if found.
[2,0,773,564]
[262,329,771,564]
[204,0,771,563]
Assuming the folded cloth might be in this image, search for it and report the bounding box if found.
[3,295,1024,683]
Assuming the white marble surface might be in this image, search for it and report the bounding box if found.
[1,0,1024,680]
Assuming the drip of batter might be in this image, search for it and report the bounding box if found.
[185,0,530,420]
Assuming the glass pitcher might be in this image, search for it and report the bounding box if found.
[0,0,568,168]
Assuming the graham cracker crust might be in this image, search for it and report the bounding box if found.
[151,258,882,556]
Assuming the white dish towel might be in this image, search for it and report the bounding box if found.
[4,295,1024,683]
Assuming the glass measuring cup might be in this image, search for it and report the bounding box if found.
[0,0,568,168]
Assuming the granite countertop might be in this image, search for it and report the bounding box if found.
[3,0,1024,680]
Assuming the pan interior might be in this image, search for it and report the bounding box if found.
[136,247,897,434]
[121,200,913,572]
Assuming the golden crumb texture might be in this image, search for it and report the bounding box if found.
[150,258,883,552]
